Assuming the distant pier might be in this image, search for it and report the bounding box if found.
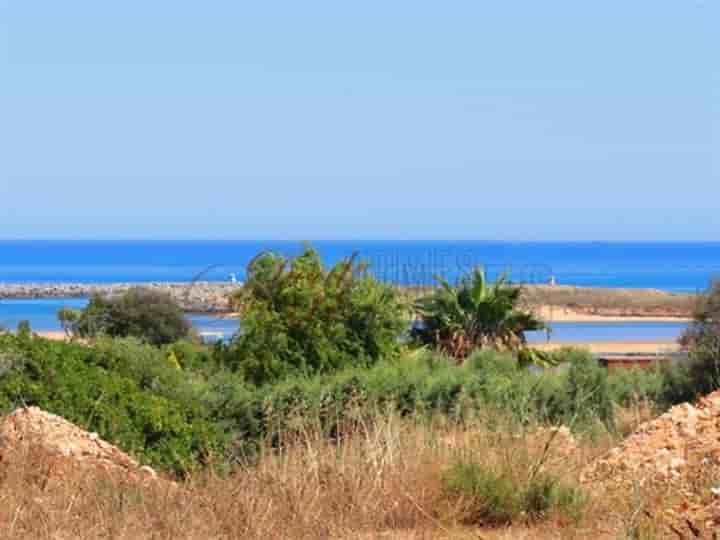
[0,282,241,313]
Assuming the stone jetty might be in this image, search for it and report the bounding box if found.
[0,282,240,313]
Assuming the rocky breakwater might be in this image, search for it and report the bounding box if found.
[0,282,241,313]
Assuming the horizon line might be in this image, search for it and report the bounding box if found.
[1,238,720,244]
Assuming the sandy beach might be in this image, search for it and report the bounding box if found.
[34,331,69,341]
[535,306,691,323]
[535,341,682,355]
[33,330,681,356]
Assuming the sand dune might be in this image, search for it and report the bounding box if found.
[536,341,681,355]
[535,305,690,323]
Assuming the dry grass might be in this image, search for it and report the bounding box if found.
[401,284,695,320]
[521,285,696,318]
[614,399,658,438]
[0,408,688,540]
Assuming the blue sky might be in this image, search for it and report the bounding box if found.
[1,1,717,240]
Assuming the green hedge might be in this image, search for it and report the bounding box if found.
[202,348,622,453]
[0,332,701,474]
[0,333,225,475]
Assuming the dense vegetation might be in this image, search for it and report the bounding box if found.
[1,247,718,484]
[0,333,222,473]
[0,330,702,475]
[443,460,587,526]
[67,287,192,346]
[413,268,544,358]
[680,279,720,395]
[219,245,407,384]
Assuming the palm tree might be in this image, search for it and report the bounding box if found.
[412,267,544,359]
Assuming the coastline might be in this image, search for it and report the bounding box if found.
[1,282,696,325]
[33,331,67,341]
[535,306,691,323]
[0,282,240,313]
[32,330,682,355]
[535,341,682,355]
[524,284,695,320]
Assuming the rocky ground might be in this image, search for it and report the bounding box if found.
[0,407,163,488]
[583,391,720,536]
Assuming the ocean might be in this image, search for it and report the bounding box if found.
[1,240,717,340]
[2,240,720,291]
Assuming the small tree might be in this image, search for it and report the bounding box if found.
[680,280,720,395]
[222,245,407,384]
[73,287,192,346]
[57,307,81,337]
[16,320,32,337]
[412,268,544,359]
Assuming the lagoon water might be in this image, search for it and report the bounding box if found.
[0,297,240,337]
[0,297,689,344]
[0,241,714,342]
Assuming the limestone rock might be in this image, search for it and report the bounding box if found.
[582,391,720,535]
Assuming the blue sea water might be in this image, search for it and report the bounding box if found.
[1,240,720,291]
[0,241,715,342]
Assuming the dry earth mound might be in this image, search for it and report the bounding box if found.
[0,406,158,486]
[583,392,720,535]
[582,392,720,485]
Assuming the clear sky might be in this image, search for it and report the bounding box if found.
[1,1,717,240]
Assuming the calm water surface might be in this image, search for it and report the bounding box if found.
[1,240,709,342]
[1,240,719,291]
[0,298,688,343]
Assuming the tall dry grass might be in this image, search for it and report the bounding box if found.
[0,407,674,540]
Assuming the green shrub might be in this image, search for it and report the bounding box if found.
[200,371,264,460]
[466,348,518,376]
[683,341,720,399]
[201,346,623,462]
[222,244,407,385]
[164,340,211,371]
[442,462,586,525]
[57,307,80,337]
[412,267,544,358]
[72,287,192,346]
[0,333,225,474]
[681,280,720,349]
[602,355,705,413]
[0,331,649,475]
[16,320,32,337]
[676,280,720,397]
[558,349,614,429]
[654,361,695,406]
[524,474,587,523]
[443,463,523,525]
